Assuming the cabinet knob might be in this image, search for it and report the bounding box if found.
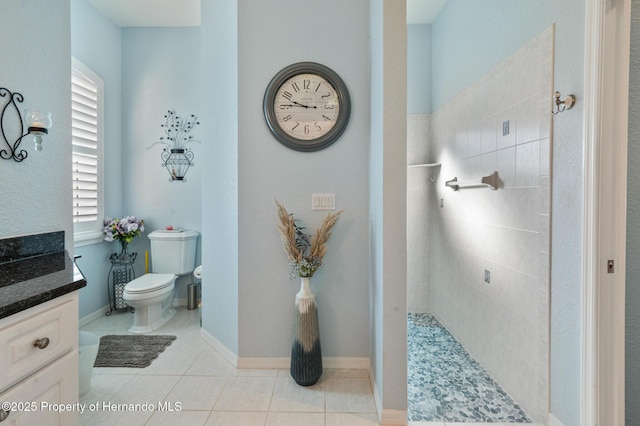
[33,337,50,349]
[0,409,10,422]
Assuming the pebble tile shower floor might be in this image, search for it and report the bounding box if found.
[408,313,532,423]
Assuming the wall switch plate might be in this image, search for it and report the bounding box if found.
[312,193,335,210]
[502,120,510,136]
[484,270,491,283]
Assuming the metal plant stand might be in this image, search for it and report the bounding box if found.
[106,252,137,316]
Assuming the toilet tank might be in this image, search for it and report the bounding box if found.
[148,230,199,275]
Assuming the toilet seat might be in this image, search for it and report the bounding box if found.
[125,273,176,294]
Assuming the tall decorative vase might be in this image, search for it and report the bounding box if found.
[290,277,322,386]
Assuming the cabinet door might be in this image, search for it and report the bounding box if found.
[0,293,77,392]
[0,351,78,426]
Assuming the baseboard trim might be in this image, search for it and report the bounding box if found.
[197,332,371,373]
[236,356,370,370]
[548,412,564,426]
[237,357,289,369]
[381,409,407,425]
[368,365,407,425]
[200,327,238,368]
[79,304,111,327]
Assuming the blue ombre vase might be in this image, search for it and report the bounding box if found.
[290,277,322,386]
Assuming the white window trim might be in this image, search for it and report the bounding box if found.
[72,57,104,247]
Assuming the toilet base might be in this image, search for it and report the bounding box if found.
[127,304,176,334]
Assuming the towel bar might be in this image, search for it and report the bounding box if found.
[445,171,499,191]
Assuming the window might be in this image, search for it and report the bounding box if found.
[72,58,104,245]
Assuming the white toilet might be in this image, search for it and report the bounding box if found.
[123,229,199,334]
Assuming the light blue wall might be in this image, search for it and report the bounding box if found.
[0,0,72,250]
[234,0,371,359]
[71,0,123,318]
[626,0,640,420]
[201,0,372,362]
[200,0,239,354]
[121,26,202,302]
[407,24,432,114]
[431,1,585,424]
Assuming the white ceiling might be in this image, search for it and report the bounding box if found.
[407,0,448,24]
[88,0,200,27]
[88,0,446,27]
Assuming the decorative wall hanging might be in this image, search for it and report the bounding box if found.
[0,87,52,162]
[147,110,200,182]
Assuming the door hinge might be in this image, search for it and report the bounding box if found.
[607,259,615,274]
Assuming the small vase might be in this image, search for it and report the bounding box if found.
[119,240,129,257]
[110,240,136,264]
[290,277,322,386]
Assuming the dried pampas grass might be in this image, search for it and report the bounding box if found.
[275,200,301,262]
[309,210,342,261]
[275,199,343,277]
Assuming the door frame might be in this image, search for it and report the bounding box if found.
[582,0,630,424]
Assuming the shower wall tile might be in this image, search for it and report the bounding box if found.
[540,94,553,140]
[407,283,429,313]
[539,137,551,177]
[481,115,498,154]
[455,128,469,160]
[496,147,516,188]
[539,176,551,214]
[468,122,483,158]
[426,26,553,424]
[516,96,542,145]
[407,114,431,165]
[515,140,540,187]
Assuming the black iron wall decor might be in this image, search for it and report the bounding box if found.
[147,110,200,182]
[0,87,52,162]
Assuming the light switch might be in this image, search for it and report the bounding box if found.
[312,193,336,211]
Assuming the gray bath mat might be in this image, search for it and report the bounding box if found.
[94,335,176,368]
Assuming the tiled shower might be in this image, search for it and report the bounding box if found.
[407,27,553,423]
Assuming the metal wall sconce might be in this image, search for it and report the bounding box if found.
[0,87,52,162]
[147,110,200,182]
[553,91,576,115]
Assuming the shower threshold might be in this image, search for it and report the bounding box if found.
[408,313,532,423]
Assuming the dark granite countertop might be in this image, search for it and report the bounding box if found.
[0,250,87,320]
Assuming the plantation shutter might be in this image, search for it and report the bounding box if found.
[72,68,99,224]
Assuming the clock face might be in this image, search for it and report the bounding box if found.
[273,73,340,140]
[264,63,350,152]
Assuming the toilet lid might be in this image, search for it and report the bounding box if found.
[126,273,176,294]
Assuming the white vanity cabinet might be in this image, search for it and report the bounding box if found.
[0,292,79,425]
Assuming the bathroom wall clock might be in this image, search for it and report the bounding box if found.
[263,62,351,152]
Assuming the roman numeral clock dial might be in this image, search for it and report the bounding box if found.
[263,62,351,152]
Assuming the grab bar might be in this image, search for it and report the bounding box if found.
[445,171,499,191]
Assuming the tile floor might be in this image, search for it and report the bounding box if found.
[80,308,544,426]
[407,314,540,426]
[80,307,385,426]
